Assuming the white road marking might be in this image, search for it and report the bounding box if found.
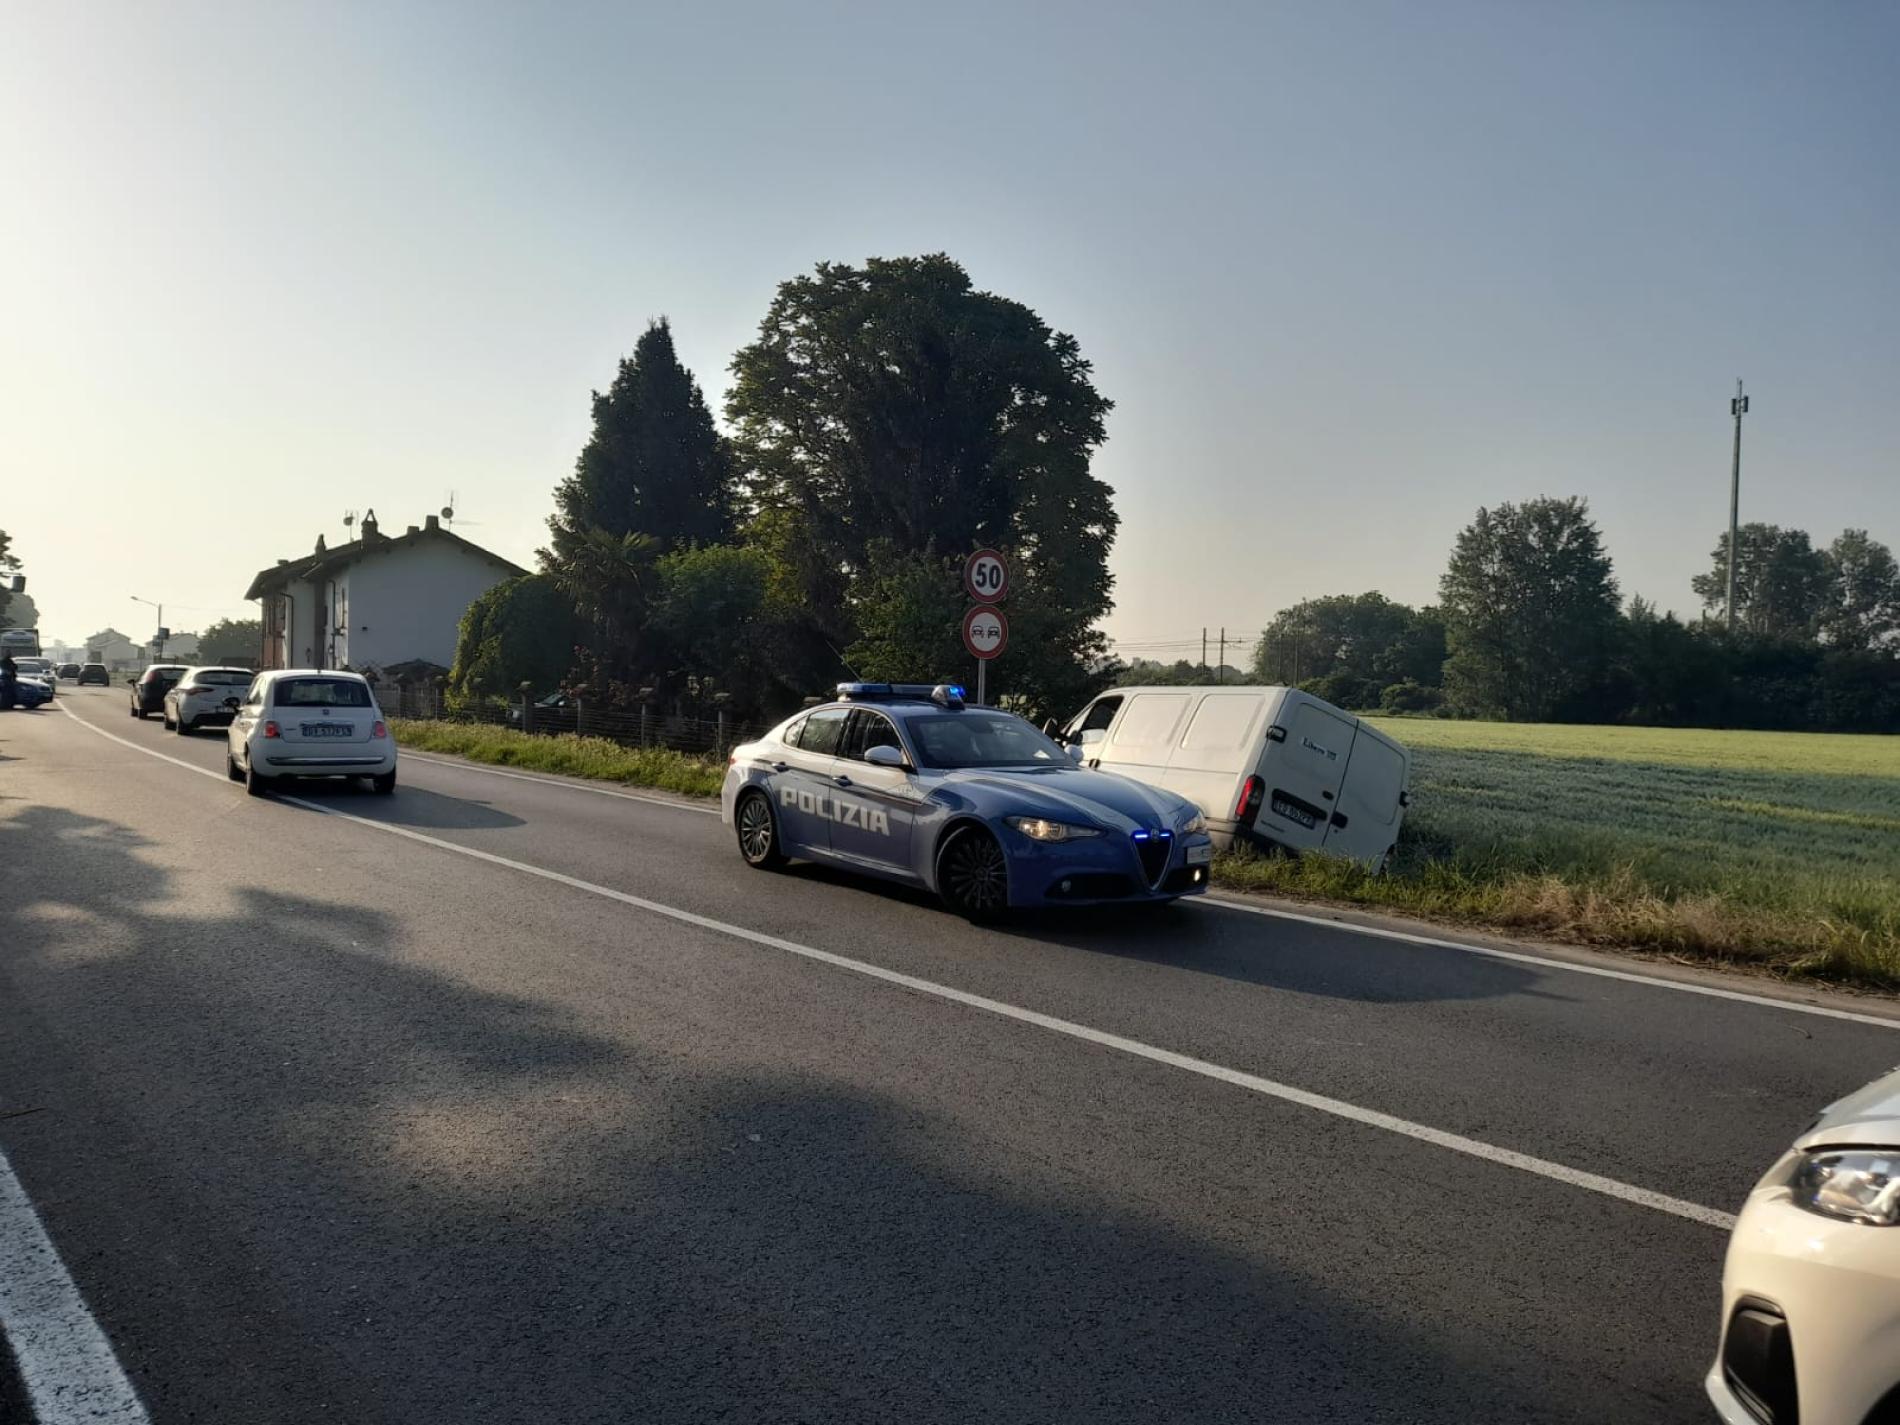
[399,751,722,816]
[375,724,1900,1032]
[60,703,1739,1231]
[0,1146,151,1424]
[1197,897,1900,1031]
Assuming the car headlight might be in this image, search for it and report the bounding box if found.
[1788,1149,1900,1226]
[1006,816,1102,842]
[1179,811,1207,835]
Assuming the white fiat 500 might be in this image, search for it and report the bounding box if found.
[227,669,396,796]
[1709,1063,1900,1425]
[162,665,255,733]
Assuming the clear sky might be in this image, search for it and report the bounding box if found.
[4,1,1895,660]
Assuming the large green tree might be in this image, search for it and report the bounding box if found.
[726,255,1117,718]
[1818,529,1900,651]
[1250,593,1444,692]
[198,617,263,665]
[449,575,584,699]
[544,318,734,565]
[1439,497,1622,720]
[1691,523,1831,640]
[0,528,20,626]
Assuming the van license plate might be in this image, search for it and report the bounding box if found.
[301,723,353,738]
[1271,796,1317,829]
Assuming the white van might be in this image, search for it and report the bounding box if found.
[1056,686,1411,866]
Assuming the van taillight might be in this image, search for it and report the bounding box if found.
[263,721,280,739]
[1235,774,1265,825]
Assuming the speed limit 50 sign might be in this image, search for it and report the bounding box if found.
[962,604,1008,660]
[963,548,1008,602]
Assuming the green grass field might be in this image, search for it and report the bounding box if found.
[1217,718,1900,988]
[393,716,1900,990]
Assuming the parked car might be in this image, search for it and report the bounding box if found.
[163,666,256,734]
[5,671,54,708]
[1709,1063,1900,1425]
[128,664,191,719]
[77,662,110,686]
[1054,684,1411,868]
[227,669,396,795]
[57,662,82,680]
[722,682,1214,917]
[13,658,56,695]
[507,690,573,726]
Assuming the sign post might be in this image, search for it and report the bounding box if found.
[960,549,1009,705]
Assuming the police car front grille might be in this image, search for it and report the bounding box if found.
[1134,833,1172,887]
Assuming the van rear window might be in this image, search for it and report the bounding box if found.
[1180,694,1265,752]
[275,677,372,708]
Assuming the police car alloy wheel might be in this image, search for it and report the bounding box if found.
[939,826,1008,919]
[736,790,785,869]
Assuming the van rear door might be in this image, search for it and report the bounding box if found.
[1254,694,1355,851]
[1323,722,1409,865]
[1163,692,1268,833]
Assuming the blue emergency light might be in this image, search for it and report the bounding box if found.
[835,682,966,708]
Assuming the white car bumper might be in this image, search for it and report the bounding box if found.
[1708,1177,1900,1424]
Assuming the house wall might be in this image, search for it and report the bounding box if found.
[341,540,511,671]
[264,578,321,670]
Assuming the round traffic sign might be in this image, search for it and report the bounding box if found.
[963,548,1009,602]
[962,604,1008,660]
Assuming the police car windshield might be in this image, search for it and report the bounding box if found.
[906,711,1066,769]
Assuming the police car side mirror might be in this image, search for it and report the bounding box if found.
[863,744,909,770]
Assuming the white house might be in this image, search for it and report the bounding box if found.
[244,511,525,674]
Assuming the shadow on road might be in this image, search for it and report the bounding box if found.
[268,779,529,831]
[778,860,1554,1007]
[0,798,1703,1425]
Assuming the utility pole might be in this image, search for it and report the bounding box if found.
[1201,627,1207,673]
[1726,379,1748,633]
[1217,628,1226,684]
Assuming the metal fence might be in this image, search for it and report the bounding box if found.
[381,680,763,759]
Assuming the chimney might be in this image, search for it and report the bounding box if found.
[315,533,327,553]
[361,509,380,540]
[406,525,420,536]
[425,513,440,531]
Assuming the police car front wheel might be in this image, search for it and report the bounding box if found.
[938,827,1009,920]
[736,790,786,870]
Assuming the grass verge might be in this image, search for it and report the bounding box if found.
[391,719,726,798]
[391,717,1900,993]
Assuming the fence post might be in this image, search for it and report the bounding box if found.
[639,702,649,747]
[519,682,534,735]
[574,697,585,738]
[716,708,728,759]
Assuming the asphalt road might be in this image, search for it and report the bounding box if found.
[4,687,1898,1423]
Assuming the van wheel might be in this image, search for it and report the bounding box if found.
[735,790,785,869]
[1378,845,1397,877]
[938,826,1009,921]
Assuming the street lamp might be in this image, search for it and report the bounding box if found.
[130,595,165,659]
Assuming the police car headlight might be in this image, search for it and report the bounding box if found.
[1787,1149,1900,1226]
[1007,816,1102,843]
[1179,811,1207,835]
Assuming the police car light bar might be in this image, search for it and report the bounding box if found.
[835,682,966,708]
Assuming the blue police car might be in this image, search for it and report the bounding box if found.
[721,683,1215,917]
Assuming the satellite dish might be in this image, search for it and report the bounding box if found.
[440,506,454,521]
[343,510,357,529]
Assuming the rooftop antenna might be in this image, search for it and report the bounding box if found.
[342,510,358,536]
[440,490,483,527]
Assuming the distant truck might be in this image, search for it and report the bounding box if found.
[1,627,42,659]
[1055,684,1412,868]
